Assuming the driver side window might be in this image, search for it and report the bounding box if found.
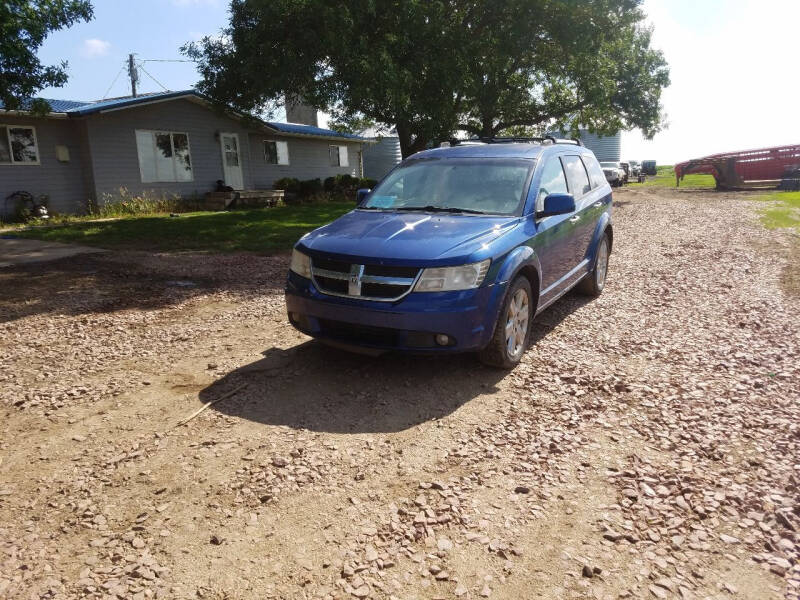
[536,157,569,211]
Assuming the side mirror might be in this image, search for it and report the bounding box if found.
[536,193,575,218]
[356,188,371,204]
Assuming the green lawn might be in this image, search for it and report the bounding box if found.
[753,191,800,230]
[10,202,355,253]
[629,165,717,189]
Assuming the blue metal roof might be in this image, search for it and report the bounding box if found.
[266,121,364,140]
[0,97,91,112]
[63,90,196,115]
[1,89,367,141]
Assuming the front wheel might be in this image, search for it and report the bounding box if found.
[479,277,533,369]
[577,233,610,296]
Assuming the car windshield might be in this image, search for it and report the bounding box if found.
[600,162,620,168]
[362,158,535,216]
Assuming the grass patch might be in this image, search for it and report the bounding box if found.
[12,202,355,254]
[753,191,800,230]
[629,165,717,189]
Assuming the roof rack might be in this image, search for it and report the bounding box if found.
[439,136,583,148]
[475,136,582,146]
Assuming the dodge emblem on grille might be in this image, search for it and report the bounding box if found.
[348,264,365,296]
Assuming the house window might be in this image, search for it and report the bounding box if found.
[135,130,193,182]
[329,144,349,167]
[264,140,289,165]
[0,125,40,164]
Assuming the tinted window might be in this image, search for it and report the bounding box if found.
[582,155,607,189]
[562,155,591,198]
[365,158,534,215]
[536,157,569,211]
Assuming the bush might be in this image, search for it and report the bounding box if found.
[297,178,323,197]
[324,174,361,194]
[275,175,373,203]
[359,178,378,189]
[274,177,325,203]
[273,177,301,194]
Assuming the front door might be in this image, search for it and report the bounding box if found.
[220,133,244,189]
[532,155,574,292]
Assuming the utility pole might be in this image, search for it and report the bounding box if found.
[127,53,138,97]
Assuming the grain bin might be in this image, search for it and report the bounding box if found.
[361,131,402,180]
[550,129,621,162]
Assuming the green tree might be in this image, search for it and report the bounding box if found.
[186,0,669,157]
[0,0,94,114]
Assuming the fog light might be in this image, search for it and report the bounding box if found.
[435,334,450,346]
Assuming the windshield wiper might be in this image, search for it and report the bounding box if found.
[395,205,487,215]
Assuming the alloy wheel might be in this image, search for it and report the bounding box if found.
[595,238,609,290]
[504,288,529,359]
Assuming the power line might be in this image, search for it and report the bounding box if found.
[140,58,197,63]
[137,62,170,92]
[102,61,127,99]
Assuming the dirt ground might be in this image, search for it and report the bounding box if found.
[1,186,798,600]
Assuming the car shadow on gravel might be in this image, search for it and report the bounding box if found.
[0,253,285,323]
[201,291,593,434]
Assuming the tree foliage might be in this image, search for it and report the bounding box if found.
[0,0,94,114]
[186,0,669,157]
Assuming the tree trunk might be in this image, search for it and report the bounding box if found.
[396,121,413,159]
[480,118,495,139]
[396,121,429,159]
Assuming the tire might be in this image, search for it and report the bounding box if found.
[577,233,610,296]
[479,276,533,369]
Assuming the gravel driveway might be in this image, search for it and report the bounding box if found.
[1,186,798,600]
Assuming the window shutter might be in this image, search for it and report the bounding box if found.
[338,145,349,167]
[276,141,289,165]
[135,130,157,182]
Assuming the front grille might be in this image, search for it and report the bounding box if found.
[311,257,420,301]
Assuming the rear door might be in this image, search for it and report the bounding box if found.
[578,154,612,260]
[561,155,596,269]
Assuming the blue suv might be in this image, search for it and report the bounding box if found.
[286,139,612,368]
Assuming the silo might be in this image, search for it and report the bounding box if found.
[550,129,621,162]
[361,131,402,180]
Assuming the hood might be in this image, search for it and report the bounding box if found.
[297,210,519,265]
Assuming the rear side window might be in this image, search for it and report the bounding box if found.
[536,157,569,211]
[582,155,607,189]
[562,155,591,199]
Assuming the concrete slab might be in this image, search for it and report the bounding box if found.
[0,236,105,268]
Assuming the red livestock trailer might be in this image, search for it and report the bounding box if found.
[675,144,800,190]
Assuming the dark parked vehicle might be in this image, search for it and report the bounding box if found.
[642,160,657,176]
[286,139,613,368]
[619,162,631,183]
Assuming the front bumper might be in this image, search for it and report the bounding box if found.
[285,271,505,352]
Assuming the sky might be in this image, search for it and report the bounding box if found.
[35,0,800,164]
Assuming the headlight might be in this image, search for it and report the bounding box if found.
[289,248,311,278]
[415,259,490,292]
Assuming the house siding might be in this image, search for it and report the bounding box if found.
[248,134,363,189]
[85,98,254,202]
[0,115,89,216]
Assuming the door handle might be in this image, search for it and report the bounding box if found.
[569,215,580,223]
[593,201,603,208]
